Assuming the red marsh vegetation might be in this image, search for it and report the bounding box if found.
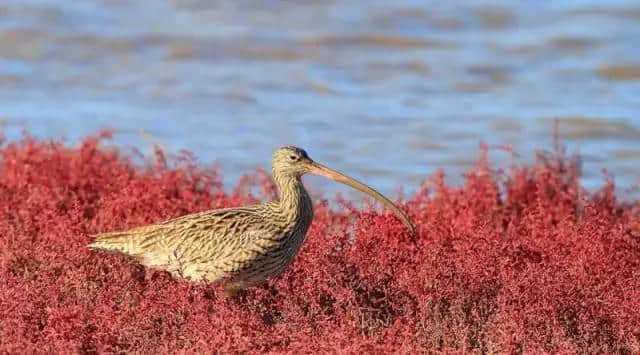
[0,132,638,353]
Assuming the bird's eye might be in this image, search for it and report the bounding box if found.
[289,155,298,161]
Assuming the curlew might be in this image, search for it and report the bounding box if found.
[89,146,415,295]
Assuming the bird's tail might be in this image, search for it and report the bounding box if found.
[88,231,140,255]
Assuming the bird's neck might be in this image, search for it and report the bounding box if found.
[274,173,313,225]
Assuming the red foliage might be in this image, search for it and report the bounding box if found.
[0,133,639,354]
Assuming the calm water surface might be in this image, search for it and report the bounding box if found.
[1,1,639,199]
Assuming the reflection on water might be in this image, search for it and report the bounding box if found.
[0,1,639,198]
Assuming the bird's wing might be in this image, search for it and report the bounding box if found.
[89,206,276,274]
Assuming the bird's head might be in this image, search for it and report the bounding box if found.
[271,146,313,177]
[271,146,416,236]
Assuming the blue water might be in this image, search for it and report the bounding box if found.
[1,1,639,199]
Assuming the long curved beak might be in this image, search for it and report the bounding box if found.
[307,160,416,236]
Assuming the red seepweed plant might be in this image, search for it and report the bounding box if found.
[0,132,638,353]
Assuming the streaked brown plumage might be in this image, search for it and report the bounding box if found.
[89,146,415,295]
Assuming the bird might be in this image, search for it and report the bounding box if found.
[89,146,416,296]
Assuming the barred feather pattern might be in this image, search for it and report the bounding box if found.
[90,148,314,294]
